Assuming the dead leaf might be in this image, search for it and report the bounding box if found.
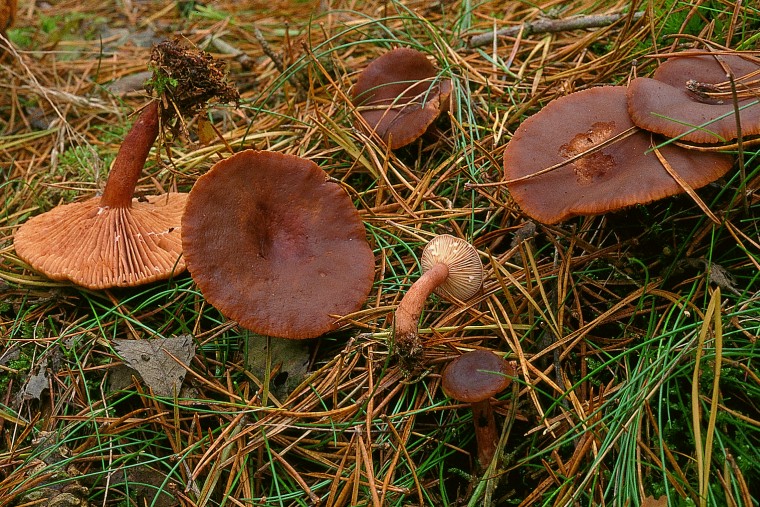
[108,465,178,507]
[246,335,311,400]
[113,335,195,397]
[17,367,48,402]
[641,495,667,507]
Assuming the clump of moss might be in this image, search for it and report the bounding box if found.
[146,38,240,129]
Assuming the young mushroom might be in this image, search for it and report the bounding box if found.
[441,349,515,470]
[181,150,375,339]
[627,50,760,144]
[352,47,452,149]
[393,234,483,373]
[502,86,734,224]
[13,102,188,289]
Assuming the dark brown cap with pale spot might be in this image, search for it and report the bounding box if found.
[441,350,514,403]
[503,86,734,224]
[627,51,760,143]
[181,150,375,339]
[420,234,482,301]
[14,193,187,289]
[352,47,452,149]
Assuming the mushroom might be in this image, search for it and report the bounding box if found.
[627,50,760,143]
[13,101,188,289]
[441,349,515,469]
[352,47,452,149]
[181,149,375,339]
[1,0,16,39]
[393,234,483,373]
[502,86,735,224]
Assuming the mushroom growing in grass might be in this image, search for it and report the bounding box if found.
[181,150,375,339]
[627,50,760,144]
[352,47,452,149]
[502,86,735,224]
[13,102,188,289]
[393,234,483,373]
[441,349,515,469]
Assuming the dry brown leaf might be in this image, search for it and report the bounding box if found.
[114,335,195,398]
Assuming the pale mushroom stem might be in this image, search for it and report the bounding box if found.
[471,399,500,469]
[100,101,160,208]
[393,262,449,370]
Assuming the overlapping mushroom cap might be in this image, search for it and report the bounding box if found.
[181,150,375,339]
[352,47,452,149]
[14,193,187,289]
[13,102,188,289]
[441,349,513,403]
[627,51,760,143]
[503,86,734,224]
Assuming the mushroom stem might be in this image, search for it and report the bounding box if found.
[471,399,500,470]
[100,101,160,208]
[393,262,450,370]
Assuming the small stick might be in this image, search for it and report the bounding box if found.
[254,25,308,94]
[467,11,645,48]
[206,36,254,70]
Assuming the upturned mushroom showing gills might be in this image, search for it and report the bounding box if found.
[627,50,760,144]
[393,234,483,373]
[352,47,452,149]
[502,86,734,224]
[13,101,187,289]
[181,150,375,340]
[441,349,515,469]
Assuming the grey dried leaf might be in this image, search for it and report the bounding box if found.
[18,367,48,401]
[114,335,196,398]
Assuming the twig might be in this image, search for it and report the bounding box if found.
[467,11,645,48]
[206,36,254,71]
[254,25,308,95]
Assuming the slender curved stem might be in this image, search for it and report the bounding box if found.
[100,101,160,208]
[393,262,449,372]
[471,399,499,470]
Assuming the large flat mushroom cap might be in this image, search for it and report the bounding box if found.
[627,51,760,143]
[352,47,451,149]
[181,150,375,339]
[14,193,187,289]
[441,350,514,403]
[503,86,734,224]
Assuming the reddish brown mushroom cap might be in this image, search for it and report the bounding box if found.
[352,47,452,149]
[441,350,514,403]
[503,86,734,224]
[14,193,187,289]
[627,51,760,143]
[181,150,375,339]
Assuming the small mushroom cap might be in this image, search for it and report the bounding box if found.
[503,86,734,224]
[352,47,452,149]
[441,349,514,403]
[627,51,760,143]
[420,234,483,301]
[13,193,187,289]
[181,150,375,339]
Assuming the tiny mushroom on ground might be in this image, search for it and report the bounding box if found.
[502,86,735,224]
[352,47,452,149]
[441,349,515,470]
[181,149,375,339]
[393,234,483,373]
[627,50,760,144]
[14,101,187,289]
